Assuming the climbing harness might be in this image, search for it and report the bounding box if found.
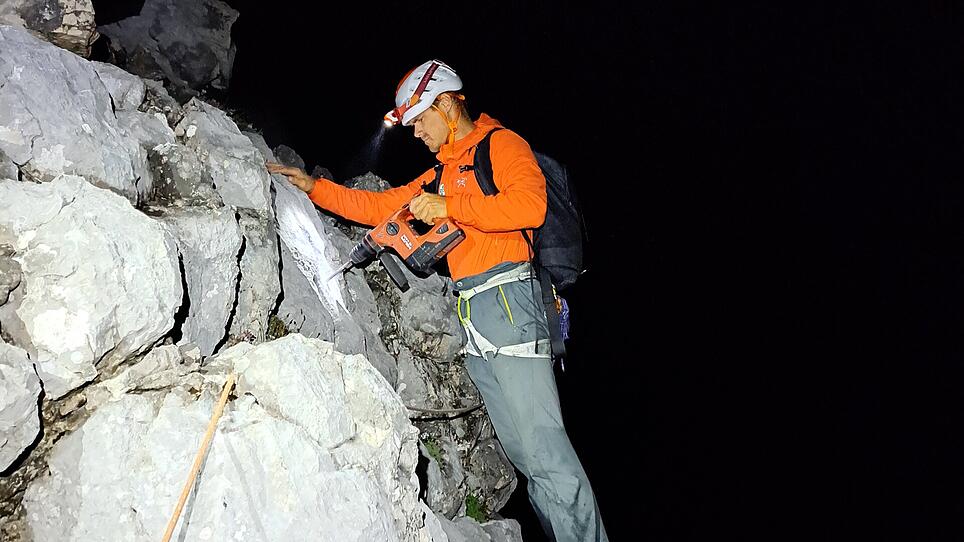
[456,264,551,360]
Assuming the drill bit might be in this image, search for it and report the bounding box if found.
[325,261,353,282]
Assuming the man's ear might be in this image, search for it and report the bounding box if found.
[437,93,456,115]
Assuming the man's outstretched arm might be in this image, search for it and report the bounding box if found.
[267,162,431,226]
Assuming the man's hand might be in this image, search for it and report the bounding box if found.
[266,162,316,193]
[410,193,447,224]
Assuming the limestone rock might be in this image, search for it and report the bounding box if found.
[0,244,21,306]
[0,175,182,398]
[147,142,221,205]
[91,61,145,111]
[139,78,183,129]
[272,174,396,384]
[0,25,151,203]
[116,110,175,151]
[97,0,238,97]
[157,207,242,358]
[24,335,422,541]
[0,340,40,472]
[175,98,271,213]
[84,344,201,410]
[272,144,305,171]
[420,503,524,542]
[228,210,281,344]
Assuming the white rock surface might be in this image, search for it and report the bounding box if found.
[84,344,201,410]
[271,174,345,311]
[0,25,151,203]
[272,175,398,384]
[116,109,176,152]
[419,503,524,542]
[23,335,423,541]
[228,211,281,343]
[91,61,146,111]
[0,340,40,471]
[158,207,242,358]
[0,175,182,398]
[175,99,271,212]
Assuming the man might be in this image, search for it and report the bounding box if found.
[267,60,608,542]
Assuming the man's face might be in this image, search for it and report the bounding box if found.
[411,106,448,153]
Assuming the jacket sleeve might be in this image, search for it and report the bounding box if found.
[445,130,547,232]
[307,169,435,226]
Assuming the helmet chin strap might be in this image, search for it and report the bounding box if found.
[432,103,462,146]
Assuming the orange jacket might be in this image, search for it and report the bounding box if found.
[307,114,547,281]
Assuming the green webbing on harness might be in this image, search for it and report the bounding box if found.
[498,285,515,325]
[457,296,470,324]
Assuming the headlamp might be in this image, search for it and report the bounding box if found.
[382,61,441,127]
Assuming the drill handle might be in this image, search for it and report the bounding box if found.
[378,252,410,292]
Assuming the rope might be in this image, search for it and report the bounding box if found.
[161,373,237,542]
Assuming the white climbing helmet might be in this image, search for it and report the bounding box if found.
[384,60,463,127]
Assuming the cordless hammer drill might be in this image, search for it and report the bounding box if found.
[327,204,465,291]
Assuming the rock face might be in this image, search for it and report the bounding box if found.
[0,176,182,399]
[23,335,423,541]
[272,172,398,384]
[90,61,145,111]
[0,244,21,306]
[0,0,98,57]
[0,341,41,472]
[140,79,183,129]
[0,25,524,541]
[157,207,242,357]
[148,142,221,205]
[97,0,238,98]
[0,25,153,203]
[175,99,271,213]
[229,210,281,344]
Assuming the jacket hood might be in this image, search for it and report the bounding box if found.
[435,113,503,163]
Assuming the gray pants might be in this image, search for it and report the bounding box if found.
[456,263,608,542]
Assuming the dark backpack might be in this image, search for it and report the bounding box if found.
[428,128,586,359]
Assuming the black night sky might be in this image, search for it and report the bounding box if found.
[94,2,964,540]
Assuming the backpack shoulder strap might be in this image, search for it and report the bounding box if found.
[471,128,504,196]
[423,163,444,194]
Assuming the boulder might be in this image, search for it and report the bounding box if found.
[23,335,423,541]
[0,175,182,398]
[97,0,238,97]
[0,25,151,203]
